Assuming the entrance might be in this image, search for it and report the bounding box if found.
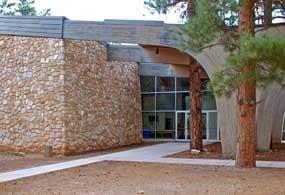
[176,110,218,141]
[176,111,190,140]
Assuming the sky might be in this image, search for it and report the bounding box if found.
[35,0,182,24]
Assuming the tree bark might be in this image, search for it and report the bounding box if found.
[264,0,273,27]
[186,0,196,17]
[186,0,202,152]
[189,60,203,151]
[236,0,257,168]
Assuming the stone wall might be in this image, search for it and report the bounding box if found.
[63,40,142,155]
[0,36,66,154]
[0,35,142,155]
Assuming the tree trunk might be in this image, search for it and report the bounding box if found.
[236,0,257,168]
[264,0,273,27]
[236,75,257,168]
[187,0,196,17]
[189,60,203,151]
[187,0,202,152]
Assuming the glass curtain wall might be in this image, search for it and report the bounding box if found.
[281,112,285,142]
[141,76,218,140]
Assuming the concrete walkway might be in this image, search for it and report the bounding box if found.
[1,142,285,183]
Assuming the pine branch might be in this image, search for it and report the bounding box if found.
[165,0,188,7]
[198,42,224,51]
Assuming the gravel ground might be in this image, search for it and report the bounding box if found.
[168,143,285,161]
[0,161,285,195]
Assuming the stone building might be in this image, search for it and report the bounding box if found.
[0,16,284,156]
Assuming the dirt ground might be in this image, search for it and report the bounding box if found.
[0,142,157,173]
[1,161,285,195]
[168,142,285,161]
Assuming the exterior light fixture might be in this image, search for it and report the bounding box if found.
[155,47,159,55]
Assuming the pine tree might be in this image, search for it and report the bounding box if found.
[0,0,15,15]
[182,0,285,168]
[144,0,189,18]
[0,0,51,16]
[145,0,285,168]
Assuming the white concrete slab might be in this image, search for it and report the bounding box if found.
[0,158,103,183]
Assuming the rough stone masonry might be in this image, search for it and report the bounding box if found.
[0,35,142,155]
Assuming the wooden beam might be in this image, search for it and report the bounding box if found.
[107,45,191,65]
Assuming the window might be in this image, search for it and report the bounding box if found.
[281,112,285,142]
[142,112,156,139]
[156,93,175,110]
[156,112,175,130]
[201,79,209,91]
[157,77,175,92]
[140,76,155,92]
[202,113,207,139]
[202,111,219,140]
[156,112,175,139]
[202,91,217,110]
[141,94,155,111]
[176,92,190,110]
[176,78,189,91]
[140,76,218,140]
[208,112,218,140]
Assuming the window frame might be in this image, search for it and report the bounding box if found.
[281,112,285,143]
[156,76,175,92]
[140,76,155,93]
[176,77,189,92]
[140,76,219,141]
[156,92,176,111]
[141,93,156,111]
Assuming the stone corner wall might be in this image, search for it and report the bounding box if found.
[0,35,66,154]
[63,39,142,155]
[0,36,142,155]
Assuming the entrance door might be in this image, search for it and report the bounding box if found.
[176,111,190,140]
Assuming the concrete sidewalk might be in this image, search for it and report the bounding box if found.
[0,142,285,183]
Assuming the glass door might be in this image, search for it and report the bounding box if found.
[281,112,285,143]
[202,113,207,139]
[176,111,190,140]
[176,111,218,141]
[202,110,219,140]
[186,112,190,139]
